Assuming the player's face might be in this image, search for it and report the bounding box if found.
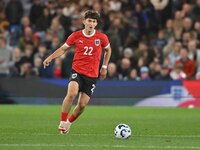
[83,18,98,32]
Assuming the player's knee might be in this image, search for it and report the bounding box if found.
[67,92,78,100]
[78,102,87,110]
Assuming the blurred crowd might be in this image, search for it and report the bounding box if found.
[0,0,200,80]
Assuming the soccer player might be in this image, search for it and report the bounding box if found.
[43,10,111,134]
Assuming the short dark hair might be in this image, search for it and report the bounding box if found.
[84,10,100,22]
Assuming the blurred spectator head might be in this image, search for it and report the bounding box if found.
[197,0,200,6]
[173,41,182,53]
[183,17,192,31]
[182,3,191,15]
[182,32,191,45]
[137,57,145,67]
[93,1,102,13]
[135,3,142,13]
[140,66,150,80]
[175,10,183,20]
[20,62,34,77]
[180,47,188,59]
[194,21,200,31]
[54,57,62,67]
[50,18,61,31]
[51,37,60,50]
[138,41,148,51]
[12,47,21,60]
[25,46,33,58]
[163,57,171,67]
[21,16,30,28]
[123,48,133,59]
[188,40,197,52]
[129,68,139,80]
[34,57,42,68]
[158,30,165,39]
[38,44,47,55]
[107,62,117,76]
[166,19,174,29]
[120,57,131,70]
[160,64,170,76]
[170,61,186,80]
[140,66,149,73]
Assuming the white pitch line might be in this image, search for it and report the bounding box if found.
[0,144,200,149]
[0,132,200,138]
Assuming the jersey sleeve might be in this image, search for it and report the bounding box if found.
[65,32,76,47]
[101,34,110,48]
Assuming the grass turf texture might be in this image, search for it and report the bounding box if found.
[0,105,200,150]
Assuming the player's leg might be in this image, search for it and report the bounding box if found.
[58,81,79,133]
[68,92,90,122]
[61,81,79,115]
[59,92,89,134]
[67,76,96,123]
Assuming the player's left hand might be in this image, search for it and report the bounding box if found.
[99,68,107,80]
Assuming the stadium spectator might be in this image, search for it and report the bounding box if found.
[35,7,52,32]
[141,0,157,33]
[48,17,65,43]
[140,66,151,81]
[132,2,149,35]
[0,36,13,76]
[0,0,199,81]
[18,26,34,51]
[194,21,200,40]
[10,47,22,76]
[106,17,122,63]
[168,41,182,68]
[149,60,161,79]
[29,0,44,27]
[164,19,174,40]
[150,0,171,28]
[53,57,62,79]
[109,0,122,11]
[182,3,193,18]
[5,0,24,25]
[21,16,31,32]
[153,29,168,62]
[32,56,42,76]
[19,61,36,78]
[155,64,172,80]
[175,47,196,79]
[128,68,140,81]
[170,61,186,80]
[192,0,200,21]
[117,57,131,80]
[107,62,118,80]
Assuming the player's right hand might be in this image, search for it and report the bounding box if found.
[43,57,52,69]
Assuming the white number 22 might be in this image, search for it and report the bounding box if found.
[84,46,93,55]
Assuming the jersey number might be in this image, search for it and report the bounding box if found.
[84,46,93,56]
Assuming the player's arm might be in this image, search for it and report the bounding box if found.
[43,44,69,68]
[100,45,112,80]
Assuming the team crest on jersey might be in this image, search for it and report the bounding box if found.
[94,39,100,46]
[72,73,77,79]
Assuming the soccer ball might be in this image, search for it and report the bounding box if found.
[114,123,132,139]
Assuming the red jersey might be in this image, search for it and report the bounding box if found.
[65,30,110,78]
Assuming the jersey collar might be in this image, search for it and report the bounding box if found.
[82,29,96,37]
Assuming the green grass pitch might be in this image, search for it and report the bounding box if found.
[0,105,200,150]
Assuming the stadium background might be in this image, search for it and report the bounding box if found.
[0,0,200,107]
